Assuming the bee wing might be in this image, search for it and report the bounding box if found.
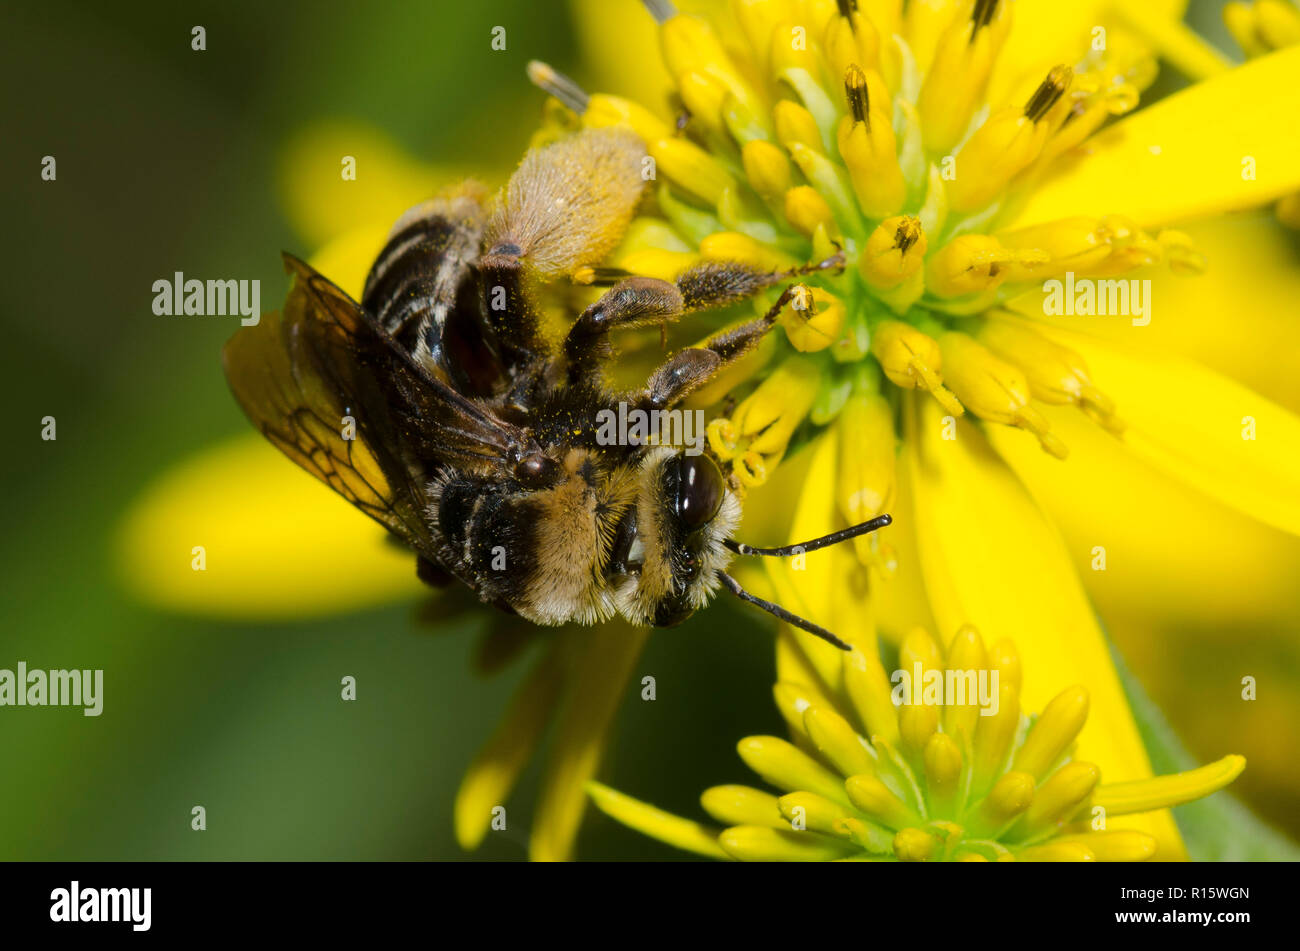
[222,253,532,557]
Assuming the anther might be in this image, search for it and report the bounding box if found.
[526,61,590,114]
[971,0,1000,32]
[1024,65,1071,122]
[641,0,677,25]
[895,217,922,254]
[844,64,870,126]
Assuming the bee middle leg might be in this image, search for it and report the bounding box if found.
[640,283,804,408]
[565,253,843,383]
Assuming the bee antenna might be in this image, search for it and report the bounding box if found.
[526,61,590,114]
[725,514,892,557]
[716,571,852,651]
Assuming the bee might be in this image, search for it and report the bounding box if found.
[222,124,891,649]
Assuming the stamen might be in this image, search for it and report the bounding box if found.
[894,217,921,254]
[526,60,590,114]
[741,140,794,201]
[860,216,926,309]
[1024,65,1072,122]
[870,321,964,416]
[843,64,870,127]
[971,0,1000,32]
[837,69,905,218]
[640,0,676,26]
[938,330,1067,457]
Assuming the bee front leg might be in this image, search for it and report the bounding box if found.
[564,260,789,382]
[568,253,845,385]
[564,276,685,381]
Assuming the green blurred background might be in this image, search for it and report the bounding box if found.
[2,0,1297,860]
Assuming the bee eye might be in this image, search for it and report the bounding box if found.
[670,454,724,530]
[515,451,557,487]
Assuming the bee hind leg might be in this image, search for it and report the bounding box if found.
[478,252,552,371]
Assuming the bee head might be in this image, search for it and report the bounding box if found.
[612,449,893,650]
[613,448,739,628]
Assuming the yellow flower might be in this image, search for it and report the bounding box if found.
[117,0,1300,860]
[588,623,1245,861]
[533,0,1300,847]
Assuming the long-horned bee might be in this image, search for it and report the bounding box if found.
[223,121,890,649]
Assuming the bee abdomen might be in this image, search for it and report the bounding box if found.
[436,478,538,608]
[363,225,466,348]
[362,187,485,350]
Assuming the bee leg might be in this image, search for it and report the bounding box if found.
[565,276,686,381]
[479,252,550,370]
[642,348,723,408]
[567,254,844,383]
[565,261,787,379]
[637,284,801,407]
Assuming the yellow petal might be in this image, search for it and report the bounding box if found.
[865,454,942,645]
[1141,212,1300,411]
[987,395,1300,626]
[1025,321,1300,537]
[117,434,422,618]
[1053,830,1158,861]
[307,223,392,300]
[1016,761,1101,837]
[1108,5,1232,81]
[778,791,858,836]
[760,429,852,688]
[841,646,902,747]
[989,0,1188,100]
[1012,686,1090,780]
[844,773,922,829]
[1093,754,1247,815]
[899,392,1185,857]
[803,705,878,778]
[529,622,651,861]
[1011,210,1300,414]
[586,782,729,859]
[737,735,851,806]
[278,120,465,247]
[1016,840,1096,861]
[773,680,834,742]
[700,784,786,829]
[455,645,565,850]
[570,0,678,104]
[1012,46,1300,228]
[718,825,860,861]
